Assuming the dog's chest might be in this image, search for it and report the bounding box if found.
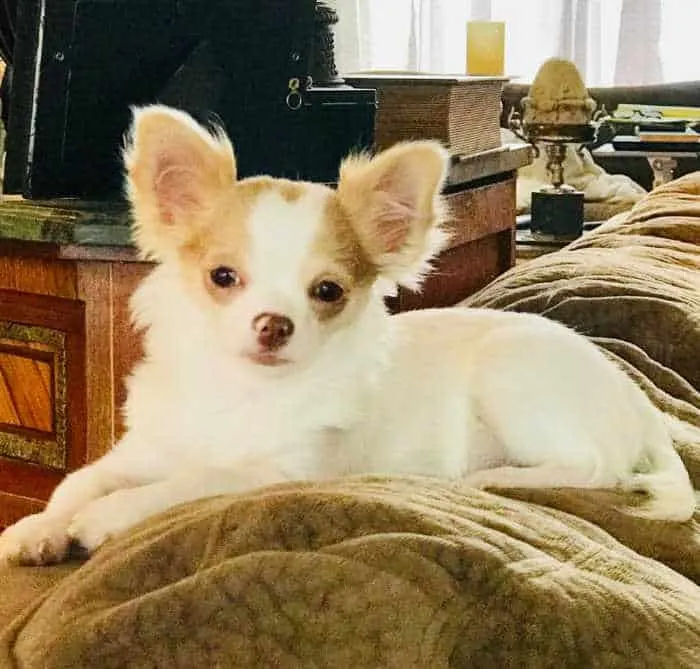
[130,366,355,473]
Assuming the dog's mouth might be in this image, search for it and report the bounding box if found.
[245,351,292,367]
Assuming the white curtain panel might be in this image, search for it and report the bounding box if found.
[330,0,698,86]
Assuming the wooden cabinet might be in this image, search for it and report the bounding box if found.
[0,256,150,527]
[388,177,515,312]
[0,146,530,527]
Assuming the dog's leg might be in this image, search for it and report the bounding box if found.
[0,446,152,566]
[67,459,288,555]
[463,464,615,491]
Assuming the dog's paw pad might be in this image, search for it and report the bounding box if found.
[0,513,72,566]
[37,538,53,563]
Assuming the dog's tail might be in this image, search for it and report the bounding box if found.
[622,411,697,522]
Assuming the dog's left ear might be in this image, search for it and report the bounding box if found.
[124,105,236,260]
[336,141,450,289]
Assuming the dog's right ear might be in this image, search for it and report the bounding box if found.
[123,105,236,260]
[336,141,450,291]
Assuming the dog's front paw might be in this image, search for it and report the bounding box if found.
[67,490,142,555]
[0,512,72,566]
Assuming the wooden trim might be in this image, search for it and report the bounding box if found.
[388,235,504,313]
[0,341,55,362]
[0,490,46,529]
[498,226,516,269]
[443,178,516,248]
[58,245,141,263]
[0,289,86,506]
[0,240,65,260]
[77,263,116,461]
[0,255,78,299]
[0,458,64,501]
[0,290,84,330]
[0,422,55,442]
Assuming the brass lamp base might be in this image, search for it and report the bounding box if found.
[506,58,616,240]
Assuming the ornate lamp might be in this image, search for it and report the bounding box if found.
[510,58,606,238]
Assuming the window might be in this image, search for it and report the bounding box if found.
[333,0,700,86]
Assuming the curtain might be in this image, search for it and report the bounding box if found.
[614,0,662,85]
[330,0,697,86]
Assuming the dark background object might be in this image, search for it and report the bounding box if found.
[531,190,584,238]
[612,135,700,152]
[0,0,15,64]
[4,0,375,200]
[0,0,17,128]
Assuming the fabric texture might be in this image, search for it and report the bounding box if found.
[0,173,699,668]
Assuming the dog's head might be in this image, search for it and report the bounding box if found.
[124,105,449,371]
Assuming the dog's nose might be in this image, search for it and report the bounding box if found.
[253,313,295,350]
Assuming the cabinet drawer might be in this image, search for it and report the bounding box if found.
[0,290,86,526]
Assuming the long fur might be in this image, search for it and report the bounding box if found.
[0,106,694,567]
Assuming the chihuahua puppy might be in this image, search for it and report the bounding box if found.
[0,106,694,565]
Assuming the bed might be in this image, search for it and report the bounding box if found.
[1,173,699,668]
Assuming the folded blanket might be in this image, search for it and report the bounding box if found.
[2,477,698,668]
[1,174,699,668]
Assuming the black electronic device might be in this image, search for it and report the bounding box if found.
[4,0,376,199]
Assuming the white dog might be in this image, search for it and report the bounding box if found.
[0,106,694,566]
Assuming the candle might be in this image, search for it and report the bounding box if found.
[466,21,505,76]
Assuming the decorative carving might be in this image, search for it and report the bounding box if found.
[0,322,67,470]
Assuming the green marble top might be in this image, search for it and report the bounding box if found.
[0,197,133,247]
[0,144,532,254]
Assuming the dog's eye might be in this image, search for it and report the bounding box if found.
[312,280,345,303]
[209,266,240,289]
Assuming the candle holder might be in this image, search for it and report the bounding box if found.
[509,58,610,239]
[466,21,505,76]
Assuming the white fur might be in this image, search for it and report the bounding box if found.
[0,107,694,567]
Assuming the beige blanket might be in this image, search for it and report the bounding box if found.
[1,175,699,668]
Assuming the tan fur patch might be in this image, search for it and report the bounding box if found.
[307,194,378,323]
[335,141,450,289]
[180,177,319,305]
[237,176,307,204]
[317,194,377,285]
[178,175,379,321]
[180,187,251,305]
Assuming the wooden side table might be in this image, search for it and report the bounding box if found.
[0,144,531,526]
[515,216,604,263]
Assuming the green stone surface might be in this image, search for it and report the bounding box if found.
[0,198,133,247]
